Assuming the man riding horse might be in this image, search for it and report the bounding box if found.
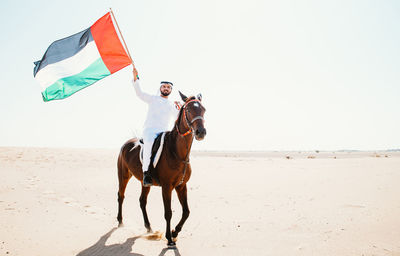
[119,71,206,246]
[132,67,181,187]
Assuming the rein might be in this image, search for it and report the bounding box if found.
[178,138,193,186]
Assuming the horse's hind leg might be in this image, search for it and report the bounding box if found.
[172,184,190,240]
[139,185,152,232]
[117,159,131,226]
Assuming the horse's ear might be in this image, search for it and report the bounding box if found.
[179,91,188,102]
[197,93,202,101]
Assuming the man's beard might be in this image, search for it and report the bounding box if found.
[161,90,171,96]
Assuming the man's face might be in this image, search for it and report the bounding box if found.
[160,83,172,97]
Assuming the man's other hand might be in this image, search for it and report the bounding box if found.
[174,101,182,110]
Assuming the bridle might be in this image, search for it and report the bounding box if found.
[174,98,205,185]
[176,99,205,137]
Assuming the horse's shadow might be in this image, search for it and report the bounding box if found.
[76,227,142,256]
[76,227,182,256]
[158,247,182,256]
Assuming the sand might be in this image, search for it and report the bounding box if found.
[1,147,400,256]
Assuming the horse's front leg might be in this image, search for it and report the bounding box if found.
[172,184,190,240]
[162,185,175,247]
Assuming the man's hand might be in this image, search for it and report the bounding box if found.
[174,101,182,110]
[133,67,139,82]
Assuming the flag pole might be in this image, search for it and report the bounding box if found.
[109,8,135,68]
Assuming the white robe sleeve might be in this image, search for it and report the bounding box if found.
[132,79,152,103]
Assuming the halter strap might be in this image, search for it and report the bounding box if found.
[189,116,204,124]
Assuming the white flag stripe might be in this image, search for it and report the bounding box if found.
[35,41,101,90]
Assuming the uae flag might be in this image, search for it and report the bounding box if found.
[33,12,132,102]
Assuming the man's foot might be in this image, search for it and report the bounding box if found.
[143,171,153,187]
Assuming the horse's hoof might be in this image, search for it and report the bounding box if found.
[118,222,124,228]
[167,241,176,248]
[146,228,153,233]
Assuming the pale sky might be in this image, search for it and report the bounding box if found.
[1,0,399,151]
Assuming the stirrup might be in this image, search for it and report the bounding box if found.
[143,172,153,187]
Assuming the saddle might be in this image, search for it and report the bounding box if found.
[138,132,166,168]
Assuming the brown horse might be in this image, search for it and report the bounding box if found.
[117,92,206,247]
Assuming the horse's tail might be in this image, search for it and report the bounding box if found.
[117,137,140,224]
[117,137,140,193]
[118,138,139,164]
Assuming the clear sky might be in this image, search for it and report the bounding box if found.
[1,0,399,151]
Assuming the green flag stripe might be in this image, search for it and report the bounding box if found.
[41,58,111,102]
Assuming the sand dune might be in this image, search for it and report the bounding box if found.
[0,147,399,256]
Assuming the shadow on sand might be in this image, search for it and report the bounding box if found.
[76,228,143,256]
[158,247,182,256]
[76,227,182,256]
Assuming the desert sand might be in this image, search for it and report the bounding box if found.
[1,147,399,256]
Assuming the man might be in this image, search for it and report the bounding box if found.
[132,67,180,187]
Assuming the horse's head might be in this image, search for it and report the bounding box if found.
[178,91,207,141]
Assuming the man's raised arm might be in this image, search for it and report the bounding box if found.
[132,67,152,103]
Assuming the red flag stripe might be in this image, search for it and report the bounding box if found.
[90,12,131,74]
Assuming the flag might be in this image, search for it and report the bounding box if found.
[33,12,132,102]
